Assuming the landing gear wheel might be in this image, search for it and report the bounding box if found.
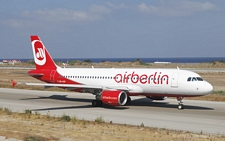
[177,97,184,110]
[178,104,184,110]
[92,100,103,107]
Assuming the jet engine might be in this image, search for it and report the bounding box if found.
[146,96,167,100]
[101,90,128,106]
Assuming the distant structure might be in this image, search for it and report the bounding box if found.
[0,60,21,65]
[154,61,171,64]
[63,63,68,68]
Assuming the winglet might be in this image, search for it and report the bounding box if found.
[11,80,17,87]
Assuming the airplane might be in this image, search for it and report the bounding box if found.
[12,35,213,110]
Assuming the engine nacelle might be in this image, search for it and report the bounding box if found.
[146,96,167,100]
[101,90,128,106]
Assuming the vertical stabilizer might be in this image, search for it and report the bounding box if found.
[30,36,57,70]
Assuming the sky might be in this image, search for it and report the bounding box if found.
[0,0,225,59]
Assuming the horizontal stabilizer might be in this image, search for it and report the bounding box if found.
[28,73,44,76]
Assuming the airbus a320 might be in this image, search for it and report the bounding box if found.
[12,36,213,110]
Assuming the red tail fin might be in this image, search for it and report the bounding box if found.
[31,36,57,70]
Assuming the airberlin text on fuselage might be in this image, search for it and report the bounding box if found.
[114,71,169,85]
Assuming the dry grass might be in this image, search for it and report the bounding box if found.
[5,60,225,68]
[0,109,224,141]
[80,61,225,68]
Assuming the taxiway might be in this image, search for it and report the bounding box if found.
[0,88,224,135]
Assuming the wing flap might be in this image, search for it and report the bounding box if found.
[19,82,143,93]
[23,82,102,89]
[104,86,130,91]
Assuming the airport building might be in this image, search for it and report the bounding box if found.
[0,60,21,65]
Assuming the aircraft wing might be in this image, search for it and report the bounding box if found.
[21,82,103,89]
[17,82,131,91]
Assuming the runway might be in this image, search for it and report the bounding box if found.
[0,88,224,135]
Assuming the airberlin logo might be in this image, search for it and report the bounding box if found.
[36,48,45,60]
[32,40,46,66]
[114,71,169,85]
[102,96,117,100]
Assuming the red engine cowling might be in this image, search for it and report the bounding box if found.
[101,90,128,106]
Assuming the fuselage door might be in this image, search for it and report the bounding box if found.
[171,72,179,88]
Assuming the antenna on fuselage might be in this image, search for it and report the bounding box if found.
[177,66,180,70]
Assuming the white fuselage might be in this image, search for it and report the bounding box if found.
[56,67,213,97]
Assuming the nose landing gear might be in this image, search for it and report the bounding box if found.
[177,97,184,110]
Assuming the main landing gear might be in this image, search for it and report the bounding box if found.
[92,100,103,107]
[177,97,184,110]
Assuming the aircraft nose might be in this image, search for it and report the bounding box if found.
[204,82,213,94]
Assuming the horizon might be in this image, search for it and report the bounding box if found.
[1,56,225,63]
[1,56,225,59]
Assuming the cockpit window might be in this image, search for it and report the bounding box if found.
[192,77,197,81]
[196,77,203,81]
[197,77,203,81]
[187,77,204,82]
[187,77,192,81]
